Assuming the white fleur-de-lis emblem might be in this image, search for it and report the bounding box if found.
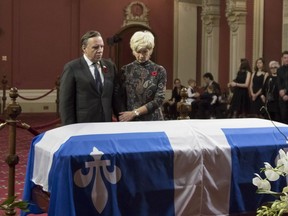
[74,147,122,213]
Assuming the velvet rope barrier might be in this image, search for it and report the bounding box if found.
[17,88,55,101]
[1,117,60,136]
[17,118,60,136]
[0,121,7,130]
[17,122,40,136]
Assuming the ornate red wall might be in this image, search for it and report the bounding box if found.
[0,0,173,89]
[0,0,284,90]
[263,0,283,65]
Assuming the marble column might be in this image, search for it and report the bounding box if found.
[225,0,247,81]
[252,0,264,65]
[201,0,220,82]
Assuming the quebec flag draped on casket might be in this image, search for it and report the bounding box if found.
[22,119,288,216]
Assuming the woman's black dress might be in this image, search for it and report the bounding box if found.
[229,70,251,116]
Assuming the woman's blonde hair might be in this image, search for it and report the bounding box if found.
[130,30,155,53]
[269,60,280,68]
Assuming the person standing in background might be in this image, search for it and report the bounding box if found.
[260,60,280,121]
[59,30,122,125]
[118,30,167,121]
[249,57,268,118]
[227,58,252,118]
[277,51,288,124]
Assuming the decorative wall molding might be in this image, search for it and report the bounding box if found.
[122,1,150,28]
[225,0,247,81]
[179,0,202,4]
[226,12,246,32]
[225,0,247,32]
[201,15,219,34]
[225,0,246,15]
[201,0,220,34]
[201,0,220,82]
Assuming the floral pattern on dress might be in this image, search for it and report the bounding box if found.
[121,60,167,121]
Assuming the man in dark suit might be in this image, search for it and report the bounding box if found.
[277,50,288,124]
[59,30,123,125]
[195,72,221,119]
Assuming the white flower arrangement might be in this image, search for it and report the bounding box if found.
[253,149,288,215]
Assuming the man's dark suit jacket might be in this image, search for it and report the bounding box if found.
[277,65,288,94]
[59,56,122,125]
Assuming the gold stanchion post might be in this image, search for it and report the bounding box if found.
[4,87,22,216]
[177,88,191,120]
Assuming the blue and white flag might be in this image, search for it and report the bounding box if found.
[22,119,288,216]
[223,126,288,213]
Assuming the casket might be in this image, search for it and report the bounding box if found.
[22,118,288,216]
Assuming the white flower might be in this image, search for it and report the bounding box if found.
[277,149,288,174]
[253,149,288,215]
[264,162,280,181]
[252,173,271,191]
[282,186,288,193]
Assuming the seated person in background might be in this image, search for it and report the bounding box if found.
[163,78,185,119]
[196,85,218,118]
[194,72,221,119]
[205,86,218,105]
[186,79,200,104]
[186,79,200,118]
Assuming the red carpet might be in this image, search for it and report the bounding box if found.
[0,113,60,215]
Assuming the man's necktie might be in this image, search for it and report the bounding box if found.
[93,62,103,94]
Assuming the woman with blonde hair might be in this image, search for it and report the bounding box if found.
[118,30,167,121]
[260,60,280,121]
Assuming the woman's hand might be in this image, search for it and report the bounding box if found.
[283,95,288,101]
[228,82,237,88]
[260,95,266,103]
[119,111,136,122]
[280,89,287,98]
[251,93,257,101]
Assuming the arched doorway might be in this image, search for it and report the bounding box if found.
[107,25,156,72]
